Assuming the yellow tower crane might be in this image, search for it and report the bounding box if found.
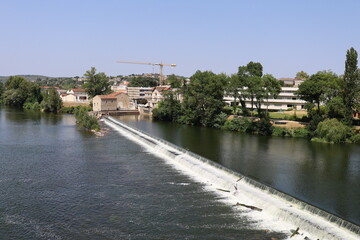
[116,60,176,86]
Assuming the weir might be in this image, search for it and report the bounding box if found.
[104,116,360,240]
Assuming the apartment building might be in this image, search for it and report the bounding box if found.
[224,87,306,111]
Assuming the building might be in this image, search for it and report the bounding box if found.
[61,88,90,103]
[148,86,171,108]
[92,95,117,111]
[278,78,304,87]
[107,91,133,110]
[224,87,306,111]
[127,87,153,102]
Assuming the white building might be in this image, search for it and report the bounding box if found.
[224,87,306,111]
[61,89,90,103]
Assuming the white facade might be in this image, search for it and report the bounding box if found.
[224,87,306,111]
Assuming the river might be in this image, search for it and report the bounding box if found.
[116,115,360,226]
[0,107,287,239]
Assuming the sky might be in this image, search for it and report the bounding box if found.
[1,0,360,78]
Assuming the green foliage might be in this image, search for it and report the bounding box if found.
[2,76,42,107]
[296,71,340,113]
[324,96,346,119]
[213,112,228,129]
[0,82,4,99]
[222,117,252,133]
[128,76,158,87]
[60,106,92,114]
[272,127,310,138]
[237,62,281,116]
[23,102,41,111]
[295,71,309,80]
[83,67,111,98]
[181,70,227,127]
[74,107,100,131]
[166,74,184,88]
[343,47,360,124]
[41,88,62,112]
[313,118,352,143]
[349,134,360,143]
[152,92,181,122]
[249,118,273,136]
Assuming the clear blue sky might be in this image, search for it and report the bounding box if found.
[1,0,360,78]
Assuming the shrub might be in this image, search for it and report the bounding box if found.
[248,117,273,136]
[293,128,310,138]
[152,94,181,122]
[213,112,228,129]
[74,107,100,131]
[349,134,360,143]
[23,102,41,111]
[272,127,293,137]
[313,118,352,143]
[222,117,252,133]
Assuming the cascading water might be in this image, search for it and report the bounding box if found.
[104,116,360,240]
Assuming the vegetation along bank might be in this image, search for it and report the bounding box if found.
[153,47,360,144]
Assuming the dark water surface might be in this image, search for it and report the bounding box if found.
[0,107,285,239]
[117,115,360,226]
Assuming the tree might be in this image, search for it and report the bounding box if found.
[296,71,338,113]
[2,76,42,107]
[263,74,282,114]
[152,91,181,122]
[239,62,263,115]
[295,71,309,80]
[41,88,62,112]
[180,71,227,127]
[236,62,280,117]
[166,74,183,88]
[0,82,4,100]
[83,67,111,98]
[226,74,242,114]
[342,47,360,124]
[128,76,158,87]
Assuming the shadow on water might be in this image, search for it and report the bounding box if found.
[2,106,63,125]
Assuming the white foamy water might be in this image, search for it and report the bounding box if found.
[105,117,360,240]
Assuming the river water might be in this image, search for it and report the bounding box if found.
[116,115,360,226]
[0,107,287,239]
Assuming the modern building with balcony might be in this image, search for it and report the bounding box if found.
[224,87,306,111]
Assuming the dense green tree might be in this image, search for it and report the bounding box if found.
[152,91,181,122]
[74,107,100,131]
[180,71,227,127]
[0,82,4,99]
[83,67,111,98]
[313,118,352,143]
[41,88,63,112]
[342,47,360,124]
[166,74,184,88]
[296,71,339,113]
[226,74,243,114]
[236,62,280,117]
[263,74,282,114]
[295,71,309,80]
[237,62,263,115]
[128,76,158,87]
[2,76,42,107]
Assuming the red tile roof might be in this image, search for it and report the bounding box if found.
[70,88,86,92]
[108,90,127,97]
[95,95,117,100]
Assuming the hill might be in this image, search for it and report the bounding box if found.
[0,75,66,83]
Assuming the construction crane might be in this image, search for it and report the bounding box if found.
[116,60,176,86]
